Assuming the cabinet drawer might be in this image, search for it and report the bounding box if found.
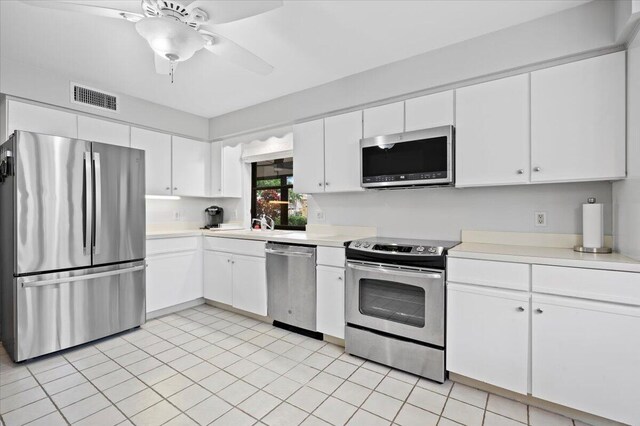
[317,247,345,267]
[532,265,640,306]
[447,258,530,291]
[147,236,199,256]
[204,237,265,257]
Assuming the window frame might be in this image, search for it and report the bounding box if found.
[250,161,306,231]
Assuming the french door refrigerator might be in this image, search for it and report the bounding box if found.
[0,131,146,362]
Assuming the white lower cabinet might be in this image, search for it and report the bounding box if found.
[203,244,267,316]
[316,266,345,339]
[146,238,202,313]
[203,250,233,305]
[232,255,267,316]
[531,295,640,425]
[447,284,529,394]
[448,257,640,424]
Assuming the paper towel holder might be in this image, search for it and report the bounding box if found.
[574,197,612,254]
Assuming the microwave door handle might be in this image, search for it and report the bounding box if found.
[347,262,442,280]
[93,152,102,255]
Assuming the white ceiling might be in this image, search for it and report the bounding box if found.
[0,0,590,118]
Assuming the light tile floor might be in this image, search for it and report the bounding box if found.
[0,304,589,426]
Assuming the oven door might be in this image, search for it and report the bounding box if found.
[346,260,445,346]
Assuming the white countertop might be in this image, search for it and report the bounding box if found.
[147,224,376,248]
[449,242,640,273]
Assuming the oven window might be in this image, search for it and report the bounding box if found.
[358,279,425,328]
[362,136,448,177]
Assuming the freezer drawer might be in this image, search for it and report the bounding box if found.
[11,261,145,362]
[266,243,317,331]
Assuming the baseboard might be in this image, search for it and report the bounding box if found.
[324,334,345,347]
[449,373,626,426]
[204,300,272,324]
[147,298,205,319]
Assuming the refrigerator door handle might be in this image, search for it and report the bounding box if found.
[93,152,102,255]
[83,152,92,256]
[20,265,145,288]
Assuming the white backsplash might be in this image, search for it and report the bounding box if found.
[146,197,244,229]
[307,181,613,241]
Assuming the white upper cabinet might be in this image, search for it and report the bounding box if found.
[210,141,223,197]
[405,91,454,132]
[130,127,172,195]
[324,111,363,192]
[455,74,530,187]
[77,115,130,147]
[6,100,77,139]
[293,119,325,193]
[531,52,626,182]
[221,144,243,198]
[363,101,404,138]
[172,136,211,197]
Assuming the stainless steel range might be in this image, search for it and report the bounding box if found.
[345,237,459,383]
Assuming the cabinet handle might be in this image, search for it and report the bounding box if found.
[227,259,230,263]
[165,187,170,190]
[325,182,330,186]
[535,308,543,314]
[533,167,541,172]
[318,182,323,187]
[174,187,178,190]
[516,306,525,312]
[338,276,343,281]
[517,169,524,175]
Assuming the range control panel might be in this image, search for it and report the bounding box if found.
[347,240,445,257]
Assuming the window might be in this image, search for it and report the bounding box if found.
[251,157,307,230]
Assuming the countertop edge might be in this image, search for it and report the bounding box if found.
[448,245,640,273]
[146,230,356,247]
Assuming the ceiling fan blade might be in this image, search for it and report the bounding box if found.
[189,0,282,25]
[200,28,273,75]
[154,54,176,75]
[19,0,143,21]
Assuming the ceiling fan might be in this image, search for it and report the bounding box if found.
[21,0,282,82]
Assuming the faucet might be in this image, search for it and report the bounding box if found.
[261,214,275,230]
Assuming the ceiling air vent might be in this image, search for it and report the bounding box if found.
[70,83,119,113]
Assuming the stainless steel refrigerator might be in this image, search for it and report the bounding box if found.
[0,130,146,362]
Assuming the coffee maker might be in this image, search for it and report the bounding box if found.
[203,206,224,229]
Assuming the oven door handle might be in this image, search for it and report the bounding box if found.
[347,262,442,280]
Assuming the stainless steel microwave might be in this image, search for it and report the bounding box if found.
[360,125,454,189]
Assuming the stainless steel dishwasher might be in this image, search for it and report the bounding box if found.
[266,242,317,331]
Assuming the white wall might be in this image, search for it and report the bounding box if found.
[209,0,618,138]
[613,26,640,260]
[0,60,209,140]
[306,183,612,241]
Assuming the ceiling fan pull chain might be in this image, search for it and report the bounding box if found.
[170,61,175,84]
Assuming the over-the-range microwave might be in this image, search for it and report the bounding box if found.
[360,125,454,189]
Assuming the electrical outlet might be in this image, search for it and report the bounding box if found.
[535,211,547,227]
[316,210,325,221]
[174,211,183,221]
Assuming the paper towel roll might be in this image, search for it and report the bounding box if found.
[583,202,604,248]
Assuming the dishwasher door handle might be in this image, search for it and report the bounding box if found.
[265,248,315,258]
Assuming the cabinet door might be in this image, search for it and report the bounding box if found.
[363,101,404,138]
[146,250,202,313]
[131,127,172,195]
[203,250,233,305]
[172,136,211,197]
[531,52,625,182]
[293,119,325,193]
[222,144,242,198]
[232,255,267,316]
[405,91,454,132]
[210,141,223,197]
[77,116,129,147]
[324,111,363,193]
[447,284,529,394]
[455,74,530,187]
[316,266,345,339]
[7,100,77,139]
[532,295,640,425]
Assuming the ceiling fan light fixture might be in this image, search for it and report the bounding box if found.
[135,17,205,62]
